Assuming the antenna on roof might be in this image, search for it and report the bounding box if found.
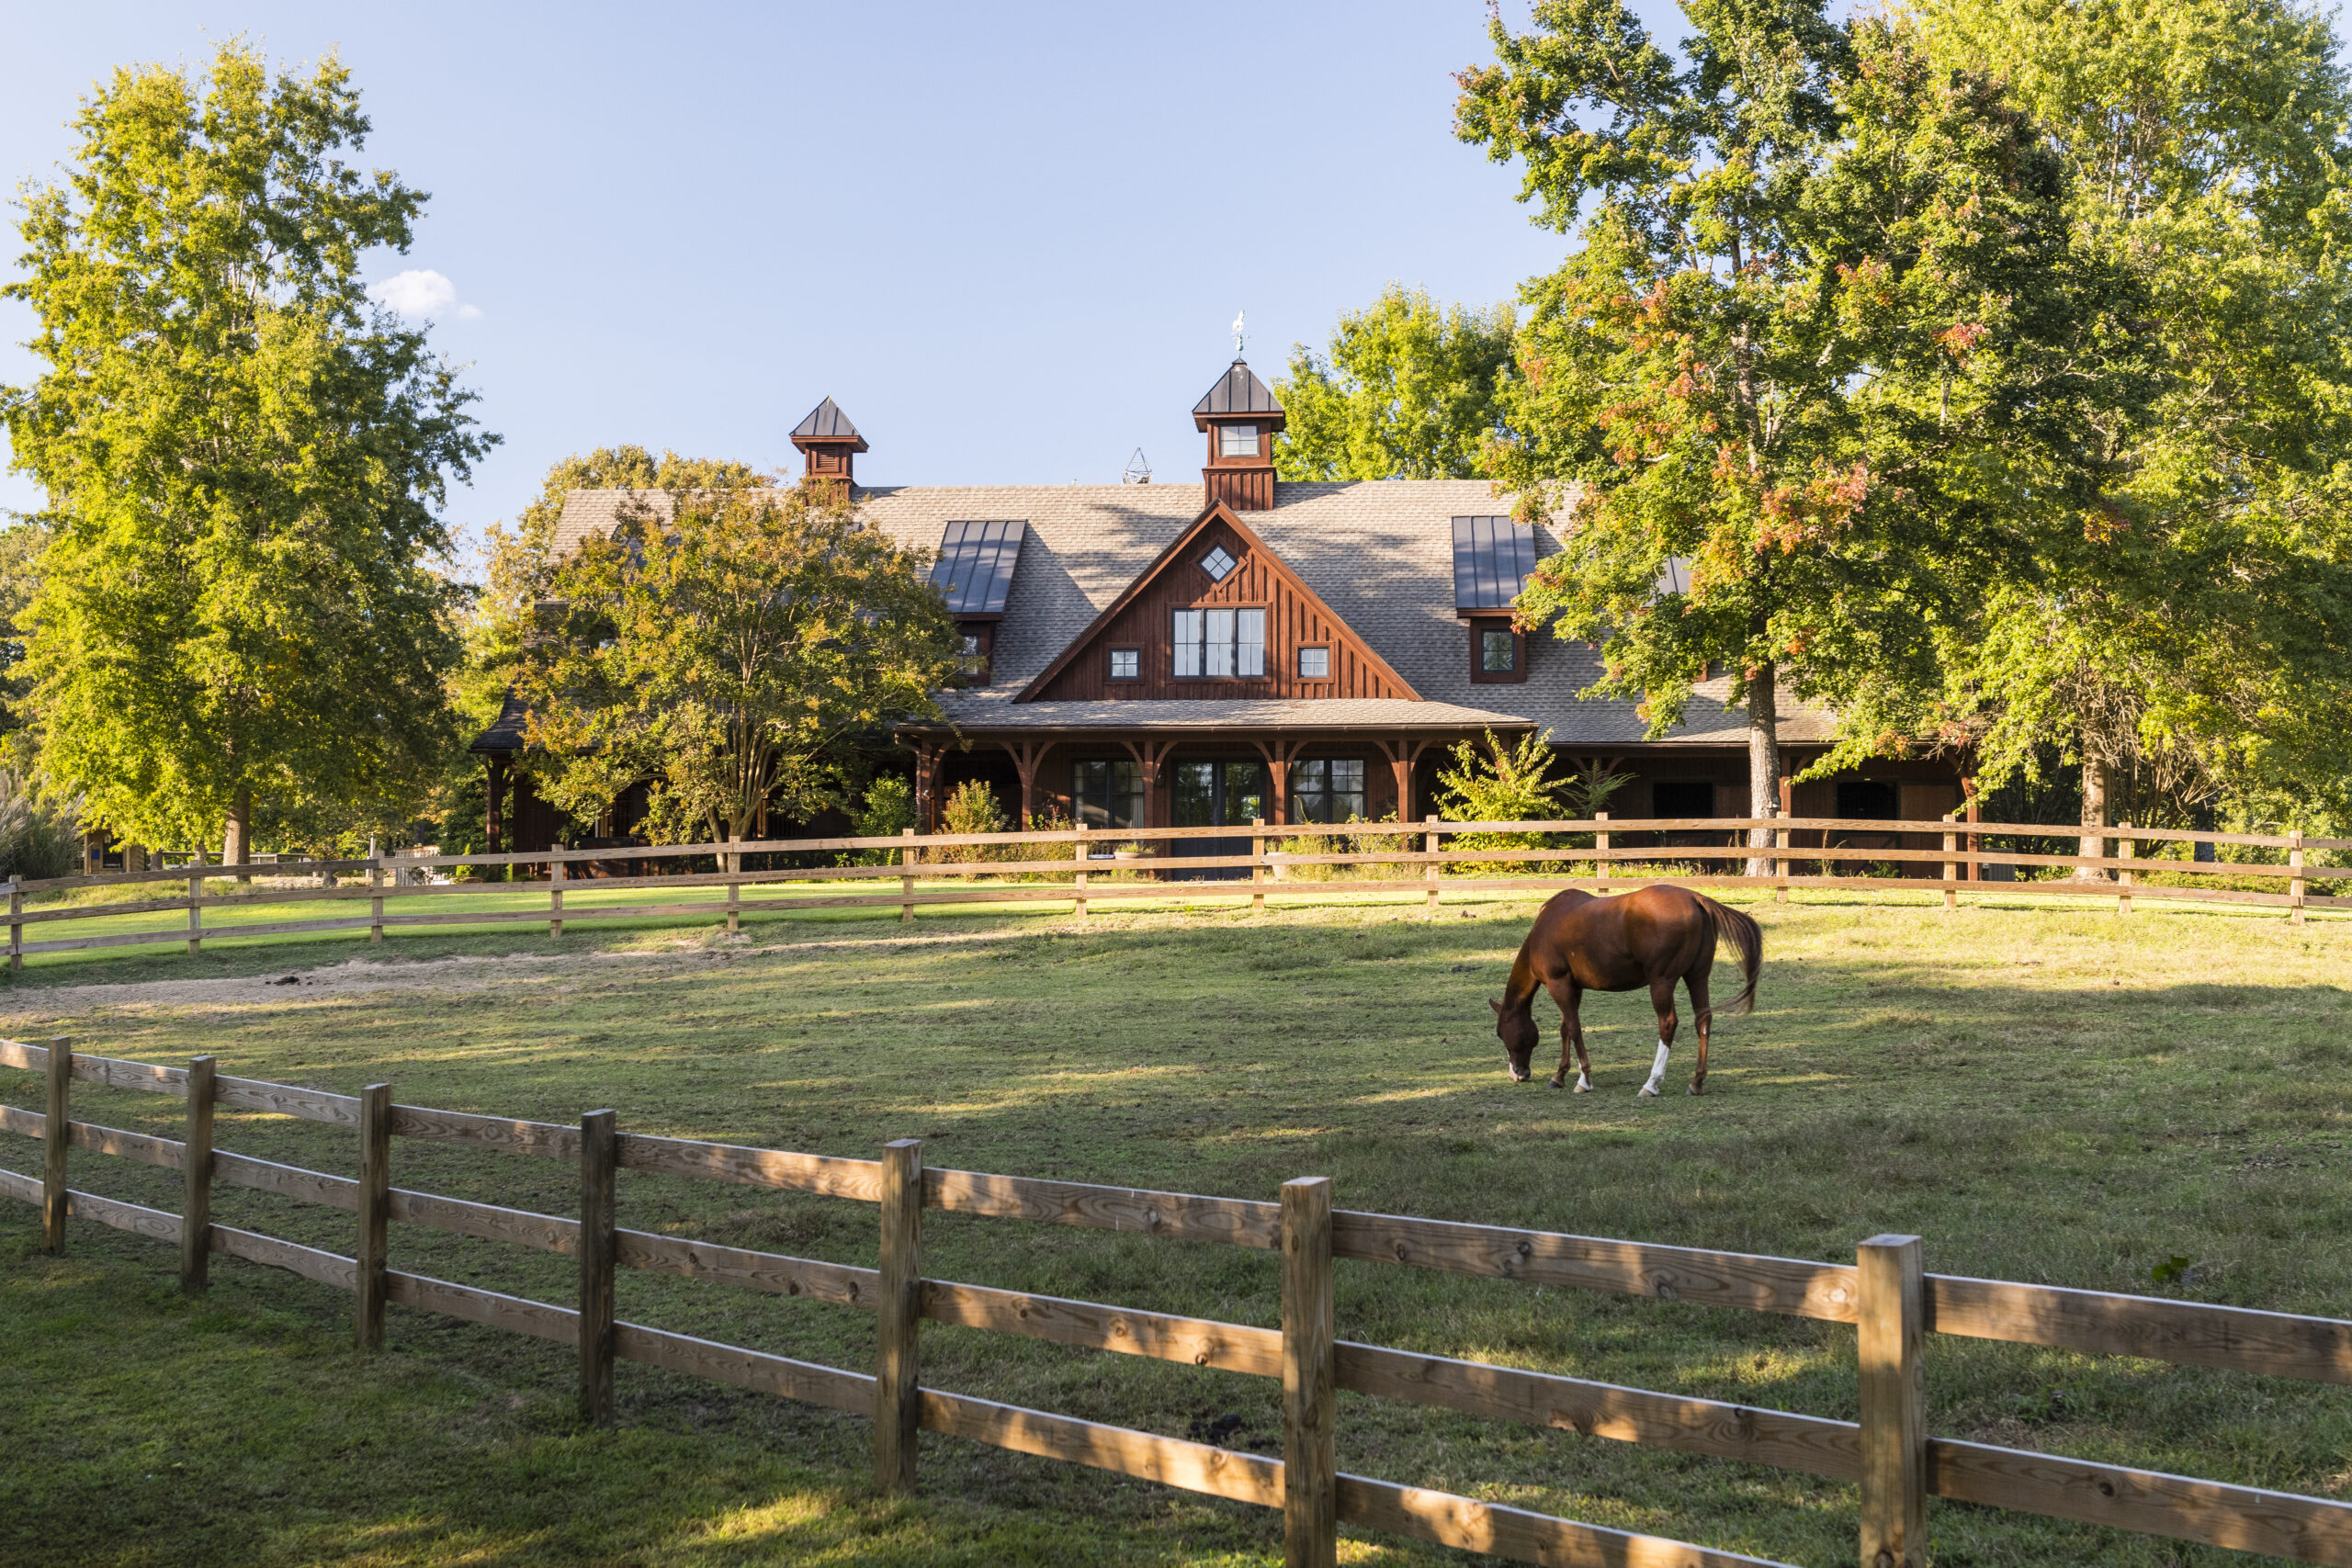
[1121,447,1152,485]
[1231,310,1247,356]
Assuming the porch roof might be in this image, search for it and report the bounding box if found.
[903,697,1533,734]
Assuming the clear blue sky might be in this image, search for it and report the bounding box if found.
[0,2,1679,568]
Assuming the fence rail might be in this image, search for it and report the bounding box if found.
[6,1037,2351,1565]
[10,814,2338,969]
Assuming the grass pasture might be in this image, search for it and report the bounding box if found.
[3,893,2349,1566]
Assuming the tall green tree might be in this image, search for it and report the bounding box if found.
[1272,285,1517,479]
[1457,1,2140,868]
[517,485,957,843]
[1894,0,2352,850]
[0,43,493,862]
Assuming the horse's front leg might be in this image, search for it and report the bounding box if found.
[1548,979,1590,1091]
[1639,977,1679,1097]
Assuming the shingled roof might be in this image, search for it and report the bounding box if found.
[549,480,1834,748]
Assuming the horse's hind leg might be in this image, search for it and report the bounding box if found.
[1638,976,1679,1097]
[1685,970,1712,1096]
[1547,977,1591,1091]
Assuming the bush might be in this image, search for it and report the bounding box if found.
[841,776,914,866]
[0,773,83,881]
[937,781,1012,863]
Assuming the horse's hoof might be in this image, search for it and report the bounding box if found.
[1636,1084,1659,1098]
[1572,1077,1590,1094]
[1688,1084,1704,1096]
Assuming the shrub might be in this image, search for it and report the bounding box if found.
[842,775,914,866]
[0,773,83,881]
[937,781,1011,863]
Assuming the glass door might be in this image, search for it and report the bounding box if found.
[1172,761,1267,880]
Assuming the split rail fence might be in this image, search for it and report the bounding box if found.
[7,1037,2352,1566]
[13,814,2340,969]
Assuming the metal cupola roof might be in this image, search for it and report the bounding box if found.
[790,396,868,451]
[1192,359,1283,428]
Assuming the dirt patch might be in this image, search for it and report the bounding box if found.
[0,928,1034,1023]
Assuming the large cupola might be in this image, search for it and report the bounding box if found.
[790,396,867,494]
[1193,359,1283,513]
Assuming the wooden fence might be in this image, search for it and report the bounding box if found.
[8,814,2341,969]
[7,1038,2352,1566]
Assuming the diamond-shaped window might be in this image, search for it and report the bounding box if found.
[1201,545,1238,582]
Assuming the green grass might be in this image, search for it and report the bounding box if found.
[4,893,2350,1566]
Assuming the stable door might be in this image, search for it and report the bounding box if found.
[1171,760,1267,880]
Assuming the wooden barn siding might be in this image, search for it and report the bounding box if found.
[1029,521,1406,703]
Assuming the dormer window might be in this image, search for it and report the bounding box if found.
[1218,423,1260,457]
[1201,545,1238,582]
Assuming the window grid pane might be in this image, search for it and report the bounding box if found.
[1219,423,1258,457]
[1482,628,1516,672]
[1297,646,1329,679]
[1238,608,1265,676]
[1109,649,1139,679]
[1205,608,1236,677]
[1172,610,1204,677]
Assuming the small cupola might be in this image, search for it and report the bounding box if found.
[1193,360,1283,512]
[790,397,867,493]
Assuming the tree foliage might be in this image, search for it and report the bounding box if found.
[0,43,492,852]
[1272,285,1517,479]
[1884,0,2352,825]
[516,486,957,844]
[1456,3,2141,853]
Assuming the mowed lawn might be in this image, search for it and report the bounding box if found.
[2,894,2348,1567]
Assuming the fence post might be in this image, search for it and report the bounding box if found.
[900,828,916,925]
[1594,811,1610,895]
[1073,822,1089,920]
[1858,1234,1927,1568]
[1775,818,1791,904]
[42,1035,70,1252]
[1423,815,1441,916]
[2118,822,2133,916]
[1941,813,1958,912]
[549,855,565,939]
[579,1108,617,1427]
[356,1084,391,1350]
[1251,818,1267,914]
[2290,829,2306,925]
[187,863,202,957]
[1281,1174,1337,1568]
[876,1137,924,1495]
[7,872,19,971]
[181,1055,216,1293]
[727,833,741,936]
[368,856,384,945]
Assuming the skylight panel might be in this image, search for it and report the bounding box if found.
[928,521,1027,615]
[1451,516,1536,610]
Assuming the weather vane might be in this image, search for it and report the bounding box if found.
[1231,310,1246,356]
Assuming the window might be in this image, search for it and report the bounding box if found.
[1288,758,1366,824]
[1200,545,1238,582]
[954,626,991,683]
[1172,606,1266,677]
[1074,760,1144,831]
[1652,781,1716,818]
[1219,423,1259,457]
[1480,628,1516,673]
[1296,646,1329,679]
[1108,648,1140,680]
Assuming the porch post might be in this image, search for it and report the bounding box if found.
[485,756,505,855]
[914,743,944,833]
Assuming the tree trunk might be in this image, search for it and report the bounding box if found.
[1747,660,1779,877]
[2077,754,2108,881]
[222,786,254,886]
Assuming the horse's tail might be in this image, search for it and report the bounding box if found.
[1697,894,1763,1015]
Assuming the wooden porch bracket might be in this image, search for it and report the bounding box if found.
[1000,739,1051,829]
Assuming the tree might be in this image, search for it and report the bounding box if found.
[1457,2,2141,870]
[517,484,958,844]
[1272,285,1517,479]
[1893,0,2352,854]
[0,43,492,863]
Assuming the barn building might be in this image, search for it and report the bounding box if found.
[472,358,1969,863]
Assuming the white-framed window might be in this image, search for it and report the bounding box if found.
[1296,646,1329,679]
[1108,648,1139,680]
[1219,423,1259,457]
[1172,606,1266,677]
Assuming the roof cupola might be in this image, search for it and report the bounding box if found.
[790,397,867,494]
[1193,360,1283,513]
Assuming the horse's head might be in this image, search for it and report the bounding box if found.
[1490,997,1537,1082]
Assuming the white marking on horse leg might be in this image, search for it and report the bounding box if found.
[1638,1040,1669,1098]
[1574,1070,1590,1093]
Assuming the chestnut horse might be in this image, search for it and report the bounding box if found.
[1489,885,1762,1095]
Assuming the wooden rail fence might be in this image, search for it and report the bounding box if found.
[7,1039,2352,1565]
[9,814,2341,969]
